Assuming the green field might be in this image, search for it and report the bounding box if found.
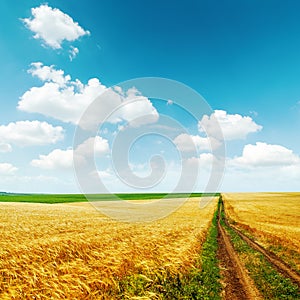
[0,192,220,204]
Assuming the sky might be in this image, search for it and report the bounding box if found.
[1,0,300,193]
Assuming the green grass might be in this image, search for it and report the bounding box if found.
[267,244,300,276]
[0,193,87,204]
[220,200,300,300]
[115,199,221,299]
[0,193,220,204]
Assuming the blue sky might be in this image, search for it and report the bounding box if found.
[0,0,300,193]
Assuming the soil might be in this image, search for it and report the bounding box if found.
[229,222,300,289]
[218,199,300,299]
[217,212,262,300]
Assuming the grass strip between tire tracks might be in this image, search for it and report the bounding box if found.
[220,197,300,300]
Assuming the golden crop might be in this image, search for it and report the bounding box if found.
[0,197,217,299]
[223,192,300,272]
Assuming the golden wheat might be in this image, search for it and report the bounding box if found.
[0,197,217,299]
[223,192,300,272]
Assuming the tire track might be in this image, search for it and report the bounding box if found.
[217,204,262,300]
[222,207,300,289]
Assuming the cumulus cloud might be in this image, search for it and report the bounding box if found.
[76,136,109,157]
[109,87,159,127]
[0,143,12,153]
[28,62,70,86]
[230,142,300,168]
[199,110,262,140]
[222,143,300,191]
[19,63,105,124]
[22,4,90,49]
[173,133,221,152]
[18,63,159,127]
[0,163,18,175]
[0,120,64,147]
[31,149,74,170]
[31,136,109,170]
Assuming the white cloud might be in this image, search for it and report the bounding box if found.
[199,110,262,140]
[18,63,159,127]
[230,142,300,168]
[32,136,109,170]
[22,4,90,49]
[28,62,70,86]
[0,120,64,147]
[222,144,300,191]
[173,133,221,152]
[69,46,79,61]
[186,153,214,169]
[0,143,12,153]
[76,136,109,157]
[31,149,74,170]
[19,72,105,124]
[0,163,18,175]
[109,87,159,127]
[185,153,224,176]
[19,63,106,124]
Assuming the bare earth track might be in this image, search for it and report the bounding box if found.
[227,216,300,289]
[217,204,262,300]
[219,196,300,299]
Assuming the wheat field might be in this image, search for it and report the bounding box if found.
[223,192,300,272]
[0,197,217,299]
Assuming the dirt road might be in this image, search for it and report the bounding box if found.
[228,216,300,289]
[219,197,300,299]
[217,204,262,300]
